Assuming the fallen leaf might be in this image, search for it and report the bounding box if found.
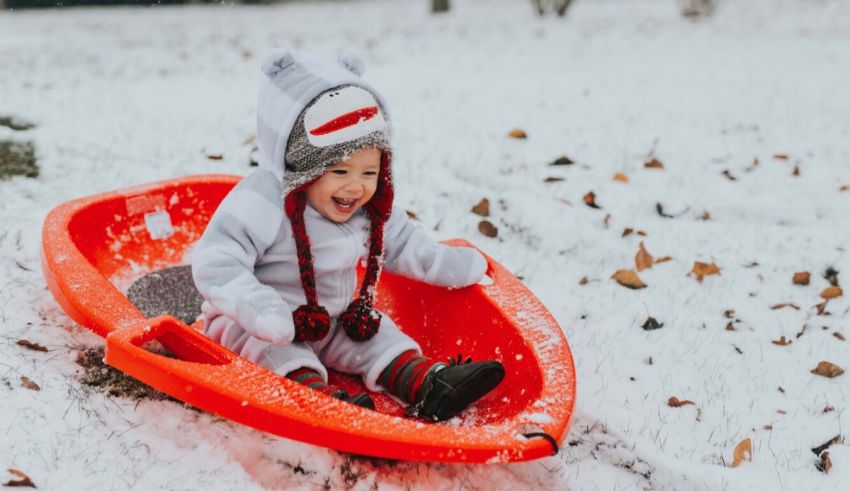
[698,210,712,221]
[731,438,752,468]
[820,286,843,300]
[478,220,498,238]
[796,324,808,339]
[763,425,773,431]
[16,340,47,352]
[612,172,629,183]
[792,164,800,176]
[622,228,634,237]
[725,322,736,331]
[771,336,792,346]
[771,303,800,310]
[612,270,646,289]
[667,396,694,407]
[642,317,664,331]
[19,376,40,391]
[811,361,844,378]
[773,153,789,160]
[583,192,601,209]
[508,129,527,139]
[635,242,654,272]
[656,203,674,218]
[636,230,648,237]
[744,261,759,268]
[834,332,846,341]
[816,452,833,474]
[792,272,811,285]
[777,409,787,414]
[724,309,736,318]
[778,386,785,393]
[405,210,419,220]
[688,262,721,283]
[655,256,673,264]
[4,469,36,488]
[722,169,737,181]
[578,276,588,285]
[815,301,829,316]
[824,267,839,287]
[644,158,664,169]
[840,185,849,192]
[544,176,564,183]
[823,405,836,413]
[471,198,490,217]
[734,345,744,354]
[811,435,842,456]
[549,156,574,166]
[205,152,223,161]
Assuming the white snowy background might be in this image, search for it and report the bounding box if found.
[2,0,849,489]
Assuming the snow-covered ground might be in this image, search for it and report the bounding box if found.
[2,0,850,489]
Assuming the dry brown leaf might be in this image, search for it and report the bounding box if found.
[642,317,664,331]
[820,286,843,300]
[777,409,787,414]
[817,452,833,474]
[811,361,844,378]
[622,228,634,237]
[771,303,800,310]
[4,469,36,488]
[667,396,695,408]
[612,270,646,289]
[549,156,574,166]
[637,230,648,237]
[778,386,785,393]
[773,154,789,160]
[583,191,601,209]
[478,220,498,238]
[840,185,849,192]
[834,332,846,341]
[725,322,736,331]
[722,169,737,181]
[644,158,664,169]
[508,129,527,139]
[612,172,629,183]
[793,164,801,176]
[688,262,721,283]
[763,425,773,431]
[823,405,836,414]
[544,176,565,183]
[699,210,712,221]
[635,242,654,272]
[205,152,223,161]
[405,210,419,220]
[792,272,811,285]
[771,336,792,346]
[579,276,588,286]
[20,376,40,391]
[16,340,48,352]
[796,324,809,338]
[471,198,490,217]
[655,256,673,264]
[731,438,753,468]
[815,301,829,316]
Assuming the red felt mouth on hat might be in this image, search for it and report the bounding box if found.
[309,106,379,136]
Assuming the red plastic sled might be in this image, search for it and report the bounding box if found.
[41,174,576,463]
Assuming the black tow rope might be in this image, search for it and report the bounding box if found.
[523,432,560,456]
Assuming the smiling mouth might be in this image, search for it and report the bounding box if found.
[332,197,358,211]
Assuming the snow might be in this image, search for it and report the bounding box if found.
[1,0,849,489]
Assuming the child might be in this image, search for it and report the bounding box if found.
[191,48,504,421]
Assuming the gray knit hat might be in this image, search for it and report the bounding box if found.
[256,48,392,198]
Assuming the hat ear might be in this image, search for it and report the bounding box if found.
[337,51,365,77]
[261,48,296,78]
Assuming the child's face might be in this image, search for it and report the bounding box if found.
[306,146,381,223]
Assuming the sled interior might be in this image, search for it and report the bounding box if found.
[43,174,575,462]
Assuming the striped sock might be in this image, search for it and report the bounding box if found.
[287,368,340,397]
[378,351,443,403]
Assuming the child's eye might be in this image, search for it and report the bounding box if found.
[331,170,348,175]
[363,171,378,177]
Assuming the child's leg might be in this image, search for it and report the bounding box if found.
[378,351,445,404]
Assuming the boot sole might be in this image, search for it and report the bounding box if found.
[424,362,506,421]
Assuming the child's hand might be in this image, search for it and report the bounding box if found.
[251,314,296,346]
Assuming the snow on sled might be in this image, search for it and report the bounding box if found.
[41,174,576,463]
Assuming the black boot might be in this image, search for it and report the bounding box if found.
[331,389,376,410]
[408,356,505,421]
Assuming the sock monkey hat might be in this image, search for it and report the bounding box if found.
[257,48,394,343]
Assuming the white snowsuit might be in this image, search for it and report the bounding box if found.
[191,168,487,390]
